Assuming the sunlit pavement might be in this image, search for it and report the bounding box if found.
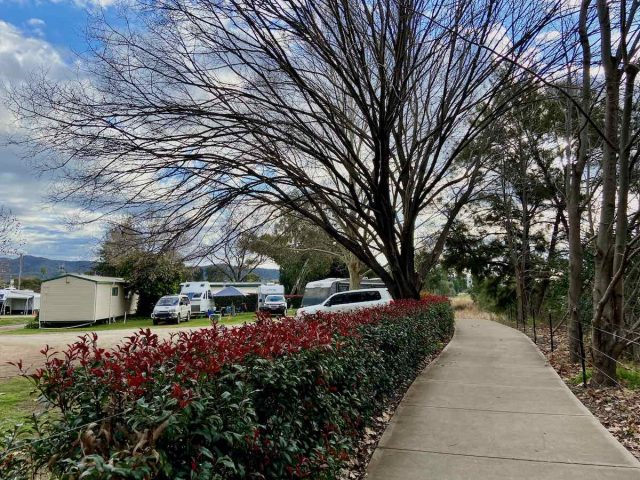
[366,318,640,480]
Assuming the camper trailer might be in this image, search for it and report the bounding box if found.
[0,288,40,315]
[300,278,385,307]
[256,284,285,310]
[179,282,216,317]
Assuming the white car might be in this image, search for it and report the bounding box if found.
[259,294,288,316]
[151,294,191,325]
[295,288,392,317]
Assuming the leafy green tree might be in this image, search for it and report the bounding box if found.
[19,277,42,292]
[248,217,344,294]
[96,221,188,316]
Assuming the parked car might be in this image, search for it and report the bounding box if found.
[259,294,288,316]
[151,294,191,325]
[295,288,392,317]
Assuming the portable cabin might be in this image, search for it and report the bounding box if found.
[39,274,133,324]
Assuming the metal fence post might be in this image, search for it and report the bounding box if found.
[549,313,554,353]
[577,320,587,388]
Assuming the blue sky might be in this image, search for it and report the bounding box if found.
[0,0,117,260]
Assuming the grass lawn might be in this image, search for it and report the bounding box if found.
[0,315,35,327]
[571,365,640,390]
[0,377,37,432]
[0,312,258,336]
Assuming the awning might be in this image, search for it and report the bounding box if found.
[213,286,247,297]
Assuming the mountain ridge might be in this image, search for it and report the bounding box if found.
[0,255,279,282]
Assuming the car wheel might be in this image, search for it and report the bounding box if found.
[152,319,158,326]
[284,309,288,317]
[176,315,181,325]
[187,312,191,322]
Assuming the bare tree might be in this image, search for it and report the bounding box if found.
[207,234,267,282]
[9,0,559,298]
[0,207,22,257]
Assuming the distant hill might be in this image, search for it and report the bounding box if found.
[0,255,95,281]
[191,264,280,282]
[252,267,280,281]
[0,255,280,283]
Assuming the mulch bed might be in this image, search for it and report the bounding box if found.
[340,338,452,479]
[534,326,640,460]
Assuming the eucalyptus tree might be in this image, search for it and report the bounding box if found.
[455,83,564,326]
[9,0,560,298]
[574,0,640,386]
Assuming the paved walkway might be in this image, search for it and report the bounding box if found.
[366,318,640,479]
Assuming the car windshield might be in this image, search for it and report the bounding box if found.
[266,295,285,302]
[156,296,179,306]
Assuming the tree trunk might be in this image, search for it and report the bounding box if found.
[515,264,526,328]
[345,253,363,290]
[567,175,584,362]
[567,0,591,363]
[591,345,618,386]
[591,0,619,387]
[534,211,561,317]
[386,247,421,300]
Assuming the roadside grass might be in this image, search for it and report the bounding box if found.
[0,377,37,432]
[570,366,640,390]
[450,294,496,321]
[0,315,35,327]
[0,312,259,336]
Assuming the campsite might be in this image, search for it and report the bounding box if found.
[2,0,640,479]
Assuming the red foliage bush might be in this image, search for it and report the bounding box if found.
[34,297,449,408]
[4,296,452,479]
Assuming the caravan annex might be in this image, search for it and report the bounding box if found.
[40,274,133,324]
[0,288,40,315]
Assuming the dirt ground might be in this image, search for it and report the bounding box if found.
[0,326,208,379]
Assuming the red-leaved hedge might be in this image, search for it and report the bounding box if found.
[1,296,453,480]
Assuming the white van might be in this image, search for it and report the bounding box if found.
[179,282,216,317]
[295,288,392,317]
[151,294,191,325]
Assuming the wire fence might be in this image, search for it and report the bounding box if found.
[499,305,640,390]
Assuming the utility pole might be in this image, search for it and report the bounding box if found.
[18,253,23,289]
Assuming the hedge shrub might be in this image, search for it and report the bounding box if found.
[1,297,453,480]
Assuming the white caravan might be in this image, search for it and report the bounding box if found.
[179,281,216,317]
[300,278,386,307]
[0,288,40,315]
[257,284,285,310]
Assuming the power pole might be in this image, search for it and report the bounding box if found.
[18,253,23,289]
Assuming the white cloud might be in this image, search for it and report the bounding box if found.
[26,17,46,37]
[26,18,45,27]
[0,21,100,260]
[0,20,69,132]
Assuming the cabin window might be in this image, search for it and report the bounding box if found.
[111,287,119,296]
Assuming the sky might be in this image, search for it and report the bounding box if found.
[0,0,117,260]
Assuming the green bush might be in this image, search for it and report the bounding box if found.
[1,298,453,479]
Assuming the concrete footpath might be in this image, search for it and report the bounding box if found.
[366,318,640,479]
